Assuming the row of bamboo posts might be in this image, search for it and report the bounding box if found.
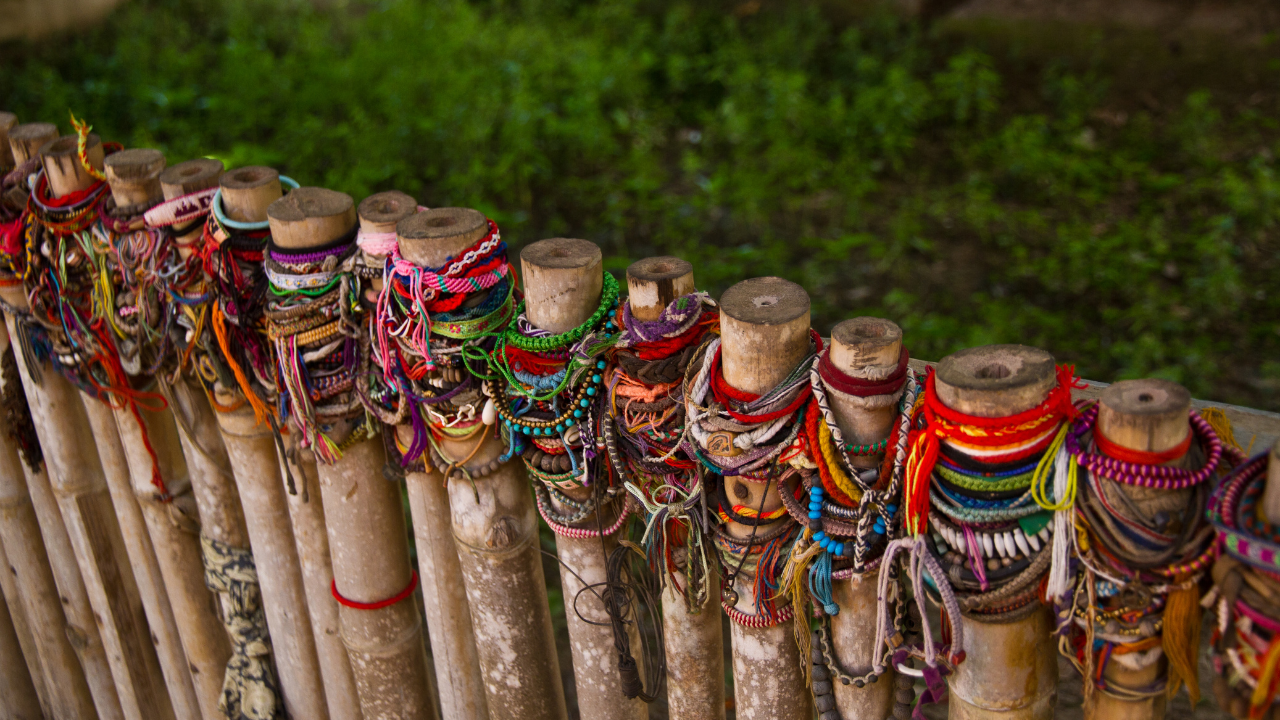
[0,110,1278,720]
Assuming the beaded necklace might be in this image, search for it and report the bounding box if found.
[490,272,621,537]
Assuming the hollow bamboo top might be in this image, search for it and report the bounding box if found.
[935,344,1056,417]
[1096,379,1191,453]
[8,122,56,164]
[719,276,811,395]
[266,186,356,249]
[520,238,603,335]
[397,207,486,268]
[829,317,902,379]
[39,134,104,198]
[103,148,166,209]
[358,190,417,237]
[159,158,224,199]
[626,256,695,322]
[220,166,282,223]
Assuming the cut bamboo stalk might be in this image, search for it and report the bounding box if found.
[1,310,121,720]
[0,112,17,170]
[718,276,813,720]
[520,237,647,720]
[0,558,42,720]
[21,133,177,720]
[267,187,436,720]
[625,256,724,720]
[0,537,47,715]
[7,122,56,165]
[1082,379,1193,720]
[100,147,231,720]
[205,165,338,720]
[275,438,362,720]
[391,215,567,720]
[824,318,903,719]
[80,398,206,720]
[386,203,488,720]
[215,402,333,719]
[0,321,98,719]
[934,345,1058,720]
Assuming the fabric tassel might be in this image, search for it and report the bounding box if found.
[1163,571,1201,705]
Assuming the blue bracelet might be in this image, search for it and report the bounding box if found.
[211,174,300,230]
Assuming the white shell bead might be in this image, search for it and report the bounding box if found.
[482,397,497,426]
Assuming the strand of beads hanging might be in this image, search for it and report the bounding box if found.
[1207,451,1280,720]
[265,220,369,465]
[194,178,301,427]
[607,291,719,610]
[787,344,916,575]
[1057,403,1235,705]
[490,271,622,537]
[372,217,516,467]
[683,331,818,626]
[901,364,1082,627]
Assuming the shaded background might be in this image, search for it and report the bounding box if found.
[3,0,1280,416]
[3,1,1279,717]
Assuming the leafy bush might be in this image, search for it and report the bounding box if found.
[4,0,1278,413]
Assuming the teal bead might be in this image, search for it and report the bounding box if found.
[591,374,601,383]
[556,424,565,433]
[580,399,589,407]
[596,360,606,369]
[566,419,576,427]
[573,409,583,418]
[586,387,597,396]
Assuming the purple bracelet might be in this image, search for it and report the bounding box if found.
[1067,404,1222,489]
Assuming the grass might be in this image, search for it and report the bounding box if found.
[3,0,1279,411]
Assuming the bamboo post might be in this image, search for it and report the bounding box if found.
[267,187,436,720]
[1082,379,1193,720]
[520,237,647,720]
[7,123,56,165]
[99,147,232,720]
[21,133,176,720]
[207,166,339,720]
[0,323,100,719]
[0,537,47,714]
[385,204,489,720]
[0,562,42,720]
[933,345,1058,720]
[1260,440,1280,525]
[625,256,725,720]
[0,312,121,720]
[399,226,567,720]
[0,113,16,169]
[718,276,814,720]
[824,318,903,719]
[275,440,363,720]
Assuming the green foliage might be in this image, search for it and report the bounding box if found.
[4,0,1279,411]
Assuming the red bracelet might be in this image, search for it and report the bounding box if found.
[331,571,419,611]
